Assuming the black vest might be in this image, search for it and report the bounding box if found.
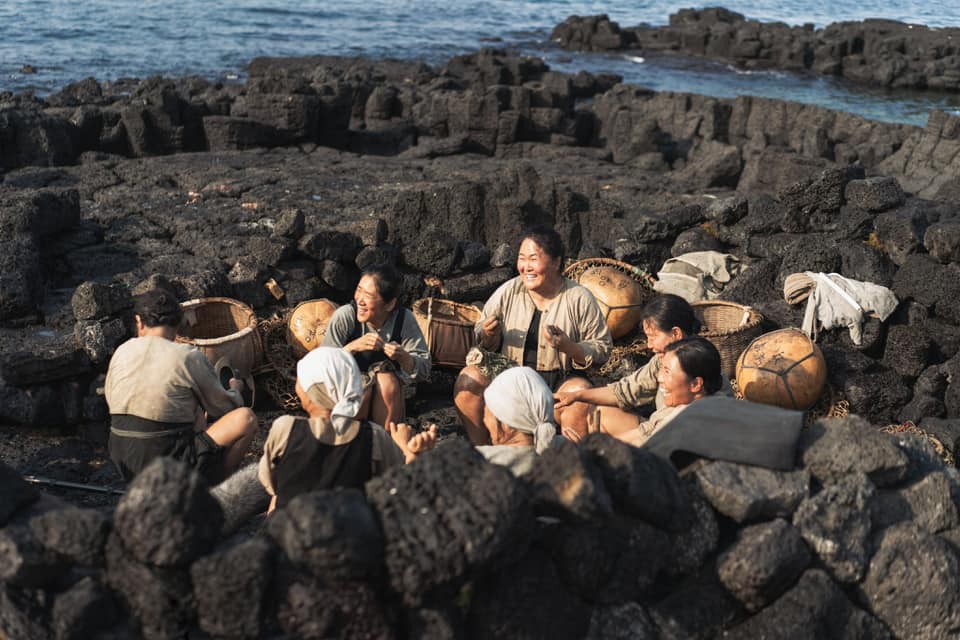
[274,418,375,509]
[349,302,405,372]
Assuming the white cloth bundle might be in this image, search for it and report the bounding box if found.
[783,272,899,345]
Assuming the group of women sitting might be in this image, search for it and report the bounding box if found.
[258,224,727,507]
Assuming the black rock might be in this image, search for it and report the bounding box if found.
[844,177,905,213]
[355,244,399,270]
[0,462,40,526]
[112,457,223,567]
[586,602,658,640]
[883,324,937,381]
[402,226,462,277]
[838,240,897,288]
[862,523,960,639]
[74,317,128,365]
[275,569,392,640]
[664,476,720,581]
[526,439,613,521]
[873,470,959,534]
[801,416,909,487]
[874,207,930,266]
[273,207,305,240]
[898,394,945,424]
[717,518,811,612]
[648,579,741,640]
[28,507,110,567]
[69,281,132,322]
[924,220,960,263]
[705,195,748,225]
[457,240,492,271]
[841,369,913,426]
[51,576,118,640]
[580,433,691,530]
[0,524,69,588]
[191,537,274,640]
[695,460,810,523]
[792,473,876,584]
[366,439,532,605]
[670,226,724,256]
[920,417,960,458]
[298,230,362,262]
[266,488,383,582]
[0,584,52,640]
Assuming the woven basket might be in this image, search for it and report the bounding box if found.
[563,257,656,291]
[413,297,482,369]
[177,297,262,374]
[692,300,763,380]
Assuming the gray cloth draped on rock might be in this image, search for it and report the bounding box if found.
[783,272,898,345]
[654,251,742,302]
[643,396,804,471]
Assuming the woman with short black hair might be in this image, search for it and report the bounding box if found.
[323,263,431,428]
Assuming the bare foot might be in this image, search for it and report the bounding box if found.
[408,424,438,456]
[387,422,437,463]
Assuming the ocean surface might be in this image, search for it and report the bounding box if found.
[3,1,960,126]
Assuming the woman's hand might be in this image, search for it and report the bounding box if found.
[346,332,383,354]
[553,389,580,409]
[542,324,573,352]
[383,342,414,372]
[480,316,501,348]
[388,422,439,463]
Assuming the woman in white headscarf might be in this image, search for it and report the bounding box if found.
[259,347,436,511]
[477,366,561,476]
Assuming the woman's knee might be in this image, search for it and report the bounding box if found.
[454,365,489,396]
[376,372,403,401]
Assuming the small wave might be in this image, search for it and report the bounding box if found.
[623,55,645,64]
[724,64,786,78]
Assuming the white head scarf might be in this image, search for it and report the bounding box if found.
[483,366,557,454]
[296,347,363,435]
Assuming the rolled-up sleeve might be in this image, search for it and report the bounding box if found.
[184,350,243,418]
[609,355,660,410]
[570,288,613,370]
[257,416,296,497]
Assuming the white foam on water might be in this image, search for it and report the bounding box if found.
[623,55,645,64]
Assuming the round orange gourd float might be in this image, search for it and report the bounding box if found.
[286,299,339,357]
[577,265,646,339]
[735,328,827,411]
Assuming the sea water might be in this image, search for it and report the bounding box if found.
[2,0,960,125]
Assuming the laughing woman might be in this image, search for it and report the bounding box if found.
[453,225,612,445]
[322,263,431,428]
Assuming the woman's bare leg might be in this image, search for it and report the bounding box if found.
[371,372,405,427]
[205,407,258,475]
[453,365,492,445]
[554,377,592,440]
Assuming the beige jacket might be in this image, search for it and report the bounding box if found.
[632,404,688,447]
[258,415,405,496]
[105,336,242,424]
[477,276,612,372]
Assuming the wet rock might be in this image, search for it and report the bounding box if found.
[873,471,959,534]
[191,537,274,640]
[792,473,875,583]
[69,281,131,321]
[28,507,109,567]
[51,576,118,640]
[547,516,670,604]
[717,518,811,611]
[105,533,194,640]
[586,602,658,640]
[112,457,223,567]
[526,439,613,521]
[862,523,960,639]
[467,547,591,640]
[74,317,128,364]
[580,433,690,530]
[649,579,741,640]
[924,220,960,263]
[883,324,937,381]
[801,416,908,488]
[0,462,40,526]
[0,524,69,588]
[695,460,809,523]
[844,177,905,213]
[724,569,891,640]
[266,489,383,582]
[366,439,532,604]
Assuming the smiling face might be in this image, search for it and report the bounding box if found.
[354,275,395,327]
[517,238,561,294]
[657,349,703,408]
[642,318,685,355]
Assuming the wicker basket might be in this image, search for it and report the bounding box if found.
[413,297,482,369]
[177,297,263,375]
[691,300,763,381]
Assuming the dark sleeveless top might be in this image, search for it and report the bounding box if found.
[274,417,375,509]
[349,301,406,373]
[523,309,562,390]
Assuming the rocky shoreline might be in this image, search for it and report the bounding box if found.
[3,9,960,637]
[552,9,960,93]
